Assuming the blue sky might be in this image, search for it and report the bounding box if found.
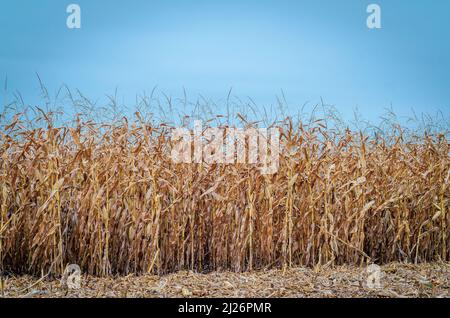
[1,0,449,122]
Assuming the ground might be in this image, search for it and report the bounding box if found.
[2,263,449,298]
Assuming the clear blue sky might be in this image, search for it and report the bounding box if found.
[1,0,449,122]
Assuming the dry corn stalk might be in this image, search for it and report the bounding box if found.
[0,111,448,276]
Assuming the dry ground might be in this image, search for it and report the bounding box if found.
[1,263,449,298]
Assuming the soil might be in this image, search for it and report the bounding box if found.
[2,263,449,298]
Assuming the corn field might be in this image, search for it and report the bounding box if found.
[0,110,449,277]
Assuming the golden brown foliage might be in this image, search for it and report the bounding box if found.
[0,112,448,276]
